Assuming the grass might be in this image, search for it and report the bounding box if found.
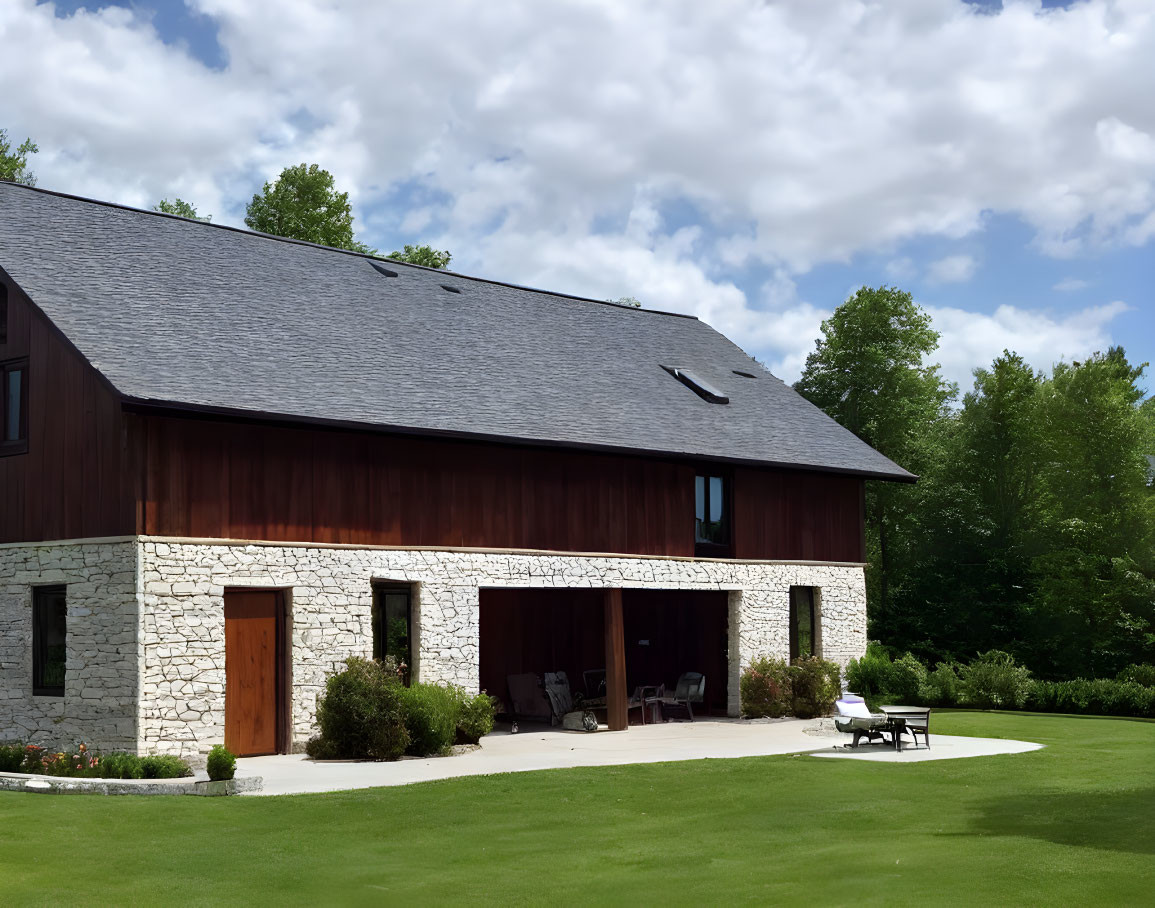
[1,711,1152,906]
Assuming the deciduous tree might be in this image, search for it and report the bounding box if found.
[0,129,38,186]
[245,164,374,254]
[388,244,451,269]
[154,198,210,221]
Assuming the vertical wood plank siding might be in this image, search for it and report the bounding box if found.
[0,278,131,542]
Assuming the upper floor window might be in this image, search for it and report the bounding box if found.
[695,473,731,555]
[1,357,27,454]
[33,585,67,696]
[0,283,8,344]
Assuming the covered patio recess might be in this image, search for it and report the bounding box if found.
[479,588,731,730]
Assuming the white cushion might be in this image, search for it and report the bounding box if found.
[836,699,875,719]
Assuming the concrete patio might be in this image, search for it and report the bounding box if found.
[236,718,1042,796]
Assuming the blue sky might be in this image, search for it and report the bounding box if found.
[6,0,1154,394]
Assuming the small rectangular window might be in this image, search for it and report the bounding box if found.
[372,584,412,684]
[33,585,67,696]
[695,472,731,554]
[789,586,816,661]
[0,284,7,344]
[1,357,28,453]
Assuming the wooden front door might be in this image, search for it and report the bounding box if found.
[224,590,285,756]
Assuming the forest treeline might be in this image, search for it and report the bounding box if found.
[796,286,1155,680]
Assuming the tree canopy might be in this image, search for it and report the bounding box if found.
[154,198,210,221]
[245,164,374,254]
[0,129,38,186]
[796,289,1155,679]
[387,244,451,269]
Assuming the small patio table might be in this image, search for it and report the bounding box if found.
[878,705,931,752]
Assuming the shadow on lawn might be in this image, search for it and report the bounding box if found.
[963,788,1155,855]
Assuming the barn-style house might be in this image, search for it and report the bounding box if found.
[0,181,912,757]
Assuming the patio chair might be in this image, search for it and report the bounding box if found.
[506,673,552,724]
[834,696,891,748]
[649,672,705,722]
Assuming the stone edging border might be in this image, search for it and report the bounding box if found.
[0,771,263,796]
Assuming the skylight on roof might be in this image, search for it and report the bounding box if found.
[662,366,729,404]
[370,262,398,278]
[440,284,462,294]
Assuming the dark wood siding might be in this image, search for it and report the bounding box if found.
[732,467,865,562]
[138,413,865,560]
[139,414,699,555]
[0,275,132,542]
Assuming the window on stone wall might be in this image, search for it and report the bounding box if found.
[789,586,818,661]
[372,583,412,685]
[33,585,67,696]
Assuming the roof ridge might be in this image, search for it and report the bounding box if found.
[0,179,697,321]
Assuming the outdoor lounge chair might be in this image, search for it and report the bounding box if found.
[507,673,552,724]
[649,672,705,722]
[834,696,891,748]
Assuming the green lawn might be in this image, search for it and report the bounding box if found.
[1,712,1152,906]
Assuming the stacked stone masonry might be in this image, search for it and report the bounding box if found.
[1,537,867,757]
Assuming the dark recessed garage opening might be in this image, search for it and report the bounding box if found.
[479,588,729,723]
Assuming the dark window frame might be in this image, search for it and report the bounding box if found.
[789,586,817,662]
[33,585,67,697]
[1,356,29,456]
[694,471,732,557]
[0,282,8,344]
[372,583,413,685]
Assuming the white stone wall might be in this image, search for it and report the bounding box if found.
[138,539,867,755]
[0,540,139,752]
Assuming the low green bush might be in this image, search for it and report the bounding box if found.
[740,656,792,718]
[889,653,928,704]
[845,642,896,704]
[206,745,236,781]
[308,657,409,761]
[140,754,192,779]
[961,650,1032,709]
[99,752,144,779]
[1026,678,1155,717]
[0,743,24,773]
[788,656,841,718]
[920,661,962,707]
[1117,664,1155,687]
[400,683,459,757]
[454,689,497,744]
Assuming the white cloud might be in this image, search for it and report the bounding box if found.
[927,300,1130,389]
[926,254,978,284]
[1053,277,1090,292]
[0,0,1151,390]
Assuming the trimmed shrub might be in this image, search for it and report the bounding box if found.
[454,689,497,744]
[788,656,841,718]
[961,650,1032,709]
[207,745,236,781]
[920,661,962,707]
[99,752,144,779]
[845,642,896,704]
[1026,678,1155,718]
[400,683,459,757]
[740,656,792,718]
[889,653,928,705]
[308,657,409,761]
[140,754,192,779]
[1117,664,1155,687]
[0,743,24,773]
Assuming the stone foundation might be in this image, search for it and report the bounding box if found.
[0,539,139,752]
[1,537,867,757]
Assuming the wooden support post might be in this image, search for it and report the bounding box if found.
[604,588,627,731]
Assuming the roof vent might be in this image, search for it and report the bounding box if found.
[440,284,462,294]
[732,370,756,379]
[662,366,729,404]
[370,262,398,278]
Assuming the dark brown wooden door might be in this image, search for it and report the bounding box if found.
[224,590,283,756]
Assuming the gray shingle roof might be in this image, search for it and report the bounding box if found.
[0,182,913,480]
